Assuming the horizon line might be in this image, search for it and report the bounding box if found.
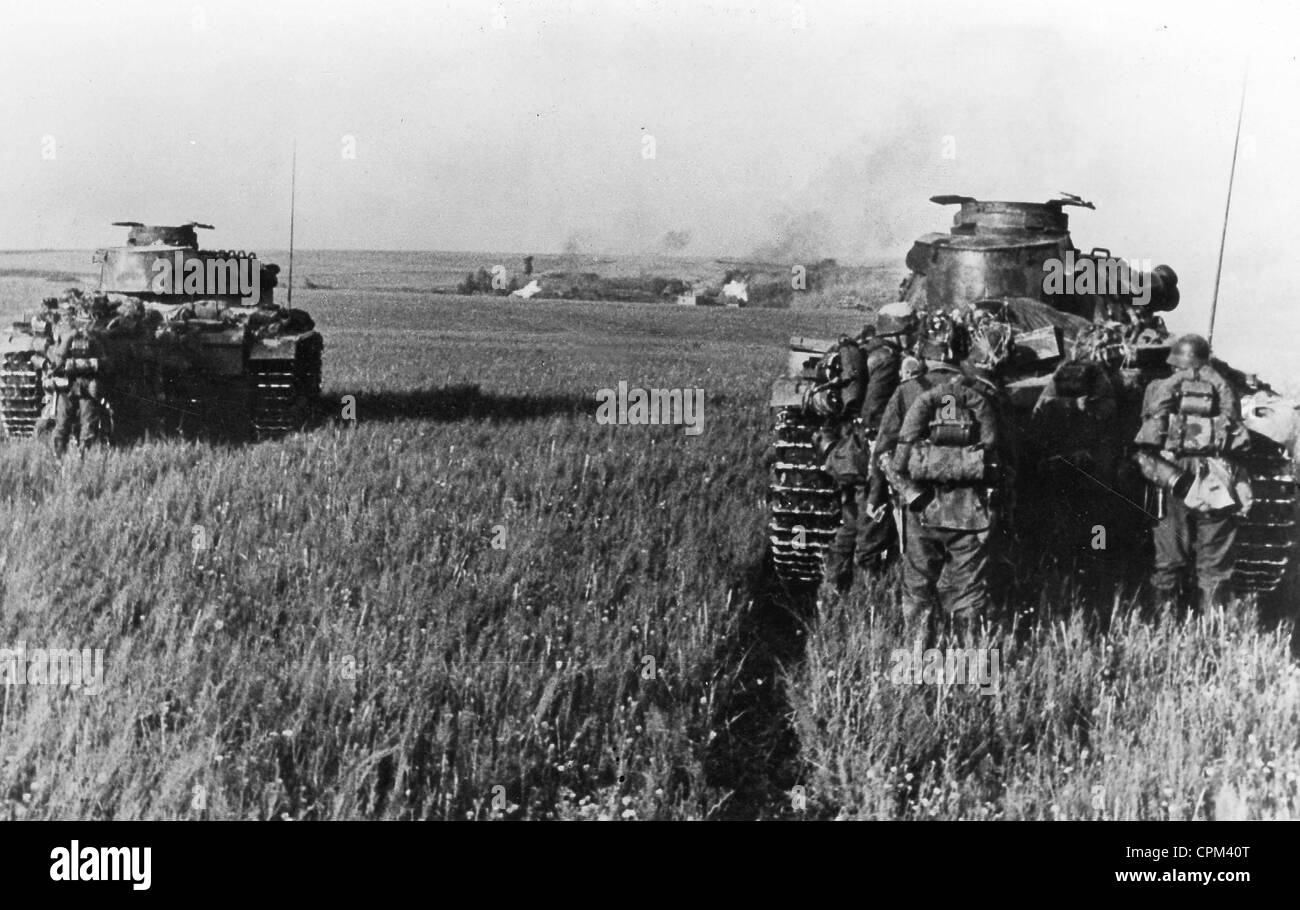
[0,248,888,265]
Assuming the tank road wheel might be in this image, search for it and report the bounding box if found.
[250,335,323,440]
[1232,436,1297,594]
[767,406,839,583]
[0,356,42,438]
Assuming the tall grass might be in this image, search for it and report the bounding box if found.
[791,589,1300,819]
[0,293,862,819]
[0,288,1292,819]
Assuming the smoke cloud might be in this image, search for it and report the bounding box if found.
[661,229,692,252]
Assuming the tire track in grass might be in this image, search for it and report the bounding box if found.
[704,555,818,819]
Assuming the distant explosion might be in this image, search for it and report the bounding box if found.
[562,232,583,256]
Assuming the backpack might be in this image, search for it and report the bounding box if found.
[823,423,871,484]
[1164,376,1227,456]
[814,338,856,386]
[897,380,993,484]
[62,332,101,378]
[816,339,871,482]
[807,337,865,420]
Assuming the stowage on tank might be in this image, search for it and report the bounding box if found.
[767,195,1296,594]
[0,222,322,444]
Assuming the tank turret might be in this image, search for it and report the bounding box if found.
[116,221,210,247]
[94,221,279,306]
[902,196,1179,320]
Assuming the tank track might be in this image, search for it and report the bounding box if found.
[250,335,323,439]
[0,355,42,438]
[768,405,839,582]
[1232,437,1296,593]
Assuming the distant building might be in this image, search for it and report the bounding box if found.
[677,280,716,306]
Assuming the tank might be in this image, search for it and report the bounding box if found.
[0,222,322,443]
[767,195,1296,593]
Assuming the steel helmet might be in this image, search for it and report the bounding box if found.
[1167,333,1210,369]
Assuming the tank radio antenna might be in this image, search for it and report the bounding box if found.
[1208,68,1248,347]
[287,142,297,310]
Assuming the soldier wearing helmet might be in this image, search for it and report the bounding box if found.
[821,302,919,592]
[46,306,109,456]
[1133,333,1250,610]
[871,311,1008,629]
[1028,322,1125,571]
[1167,334,1211,370]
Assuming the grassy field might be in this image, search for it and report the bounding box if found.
[0,274,1296,820]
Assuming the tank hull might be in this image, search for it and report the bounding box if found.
[766,197,1295,595]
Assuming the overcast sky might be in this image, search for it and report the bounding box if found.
[2,0,1299,367]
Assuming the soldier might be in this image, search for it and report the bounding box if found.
[873,312,1009,629]
[47,307,109,457]
[822,302,918,591]
[1028,322,1124,567]
[1133,334,1250,610]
